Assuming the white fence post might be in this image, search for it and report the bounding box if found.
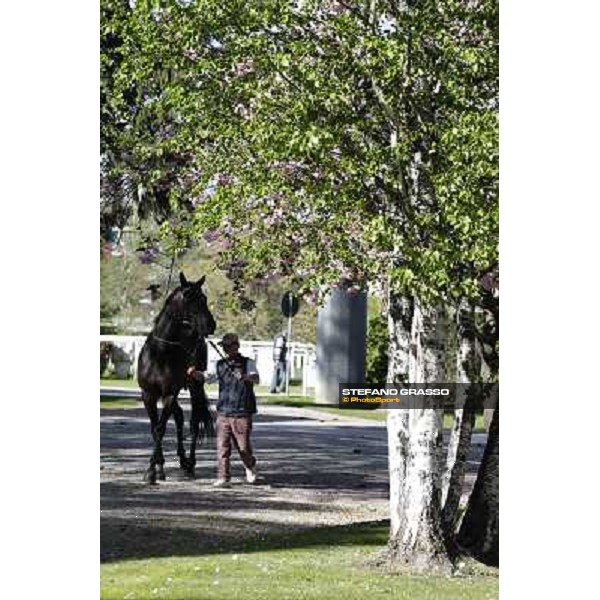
[100,335,316,394]
[302,353,307,397]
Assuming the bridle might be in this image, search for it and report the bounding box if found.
[151,318,205,361]
[150,286,214,363]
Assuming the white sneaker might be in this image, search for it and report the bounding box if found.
[213,479,230,488]
[245,467,257,484]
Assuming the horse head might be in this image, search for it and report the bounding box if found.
[177,272,216,338]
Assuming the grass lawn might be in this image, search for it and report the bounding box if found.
[260,395,486,431]
[261,395,389,422]
[101,377,303,392]
[100,522,497,600]
[99,393,311,411]
[100,379,305,398]
[99,392,486,431]
[100,396,141,409]
[101,377,140,389]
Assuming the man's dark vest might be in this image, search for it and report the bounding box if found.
[216,355,257,415]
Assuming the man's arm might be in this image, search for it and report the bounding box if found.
[186,366,205,382]
[187,339,208,381]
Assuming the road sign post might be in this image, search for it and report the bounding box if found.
[281,292,299,396]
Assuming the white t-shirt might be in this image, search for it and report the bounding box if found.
[246,358,259,377]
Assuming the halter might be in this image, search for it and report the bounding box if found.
[151,318,200,361]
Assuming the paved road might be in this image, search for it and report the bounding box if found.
[100,404,486,562]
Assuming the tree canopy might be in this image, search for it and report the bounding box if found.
[101,0,500,570]
[100,229,318,342]
[101,0,498,305]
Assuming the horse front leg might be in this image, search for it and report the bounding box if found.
[147,394,176,484]
[172,400,189,472]
[142,392,161,484]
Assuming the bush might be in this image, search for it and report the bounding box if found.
[100,342,112,376]
[366,310,388,382]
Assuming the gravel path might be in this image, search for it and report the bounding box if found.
[101,404,485,562]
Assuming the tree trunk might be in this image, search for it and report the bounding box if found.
[442,405,475,535]
[387,293,413,383]
[387,295,453,572]
[457,399,499,566]
[441,302,478,535]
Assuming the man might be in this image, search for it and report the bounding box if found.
[269,331,288,393]
[214,333,259,487]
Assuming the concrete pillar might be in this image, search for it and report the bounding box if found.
[316,289,367,404]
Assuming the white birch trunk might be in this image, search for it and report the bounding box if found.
[387,295,452,572]
[442,408,465,506]
[441,303,477,533]
[442,303,470,505]
[387,293,412,383]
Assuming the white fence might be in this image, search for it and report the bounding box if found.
[100,335,317,395]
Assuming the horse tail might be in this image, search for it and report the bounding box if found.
[190,382,216,440]
[198,399,216,439]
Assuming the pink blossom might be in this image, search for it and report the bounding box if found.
[184,48,199,61]
[216,173,234,186]
[136,246,158,264]
[234,104,252,119]
[203,230,220,243]
[304,290,318,306]
[234,59,255,77]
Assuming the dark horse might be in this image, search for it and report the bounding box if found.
[137,272,216,484]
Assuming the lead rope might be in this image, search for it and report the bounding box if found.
[208,340,238,378]
[151,333,196,361]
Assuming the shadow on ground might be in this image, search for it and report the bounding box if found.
[101,404,484,563]
[101,515,389,562]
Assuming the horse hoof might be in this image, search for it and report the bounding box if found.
[157,467,166,481]
[143,470,157,485]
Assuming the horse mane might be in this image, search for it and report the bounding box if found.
[152,286,183,328]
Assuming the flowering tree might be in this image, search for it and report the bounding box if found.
[102,0,498,571]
